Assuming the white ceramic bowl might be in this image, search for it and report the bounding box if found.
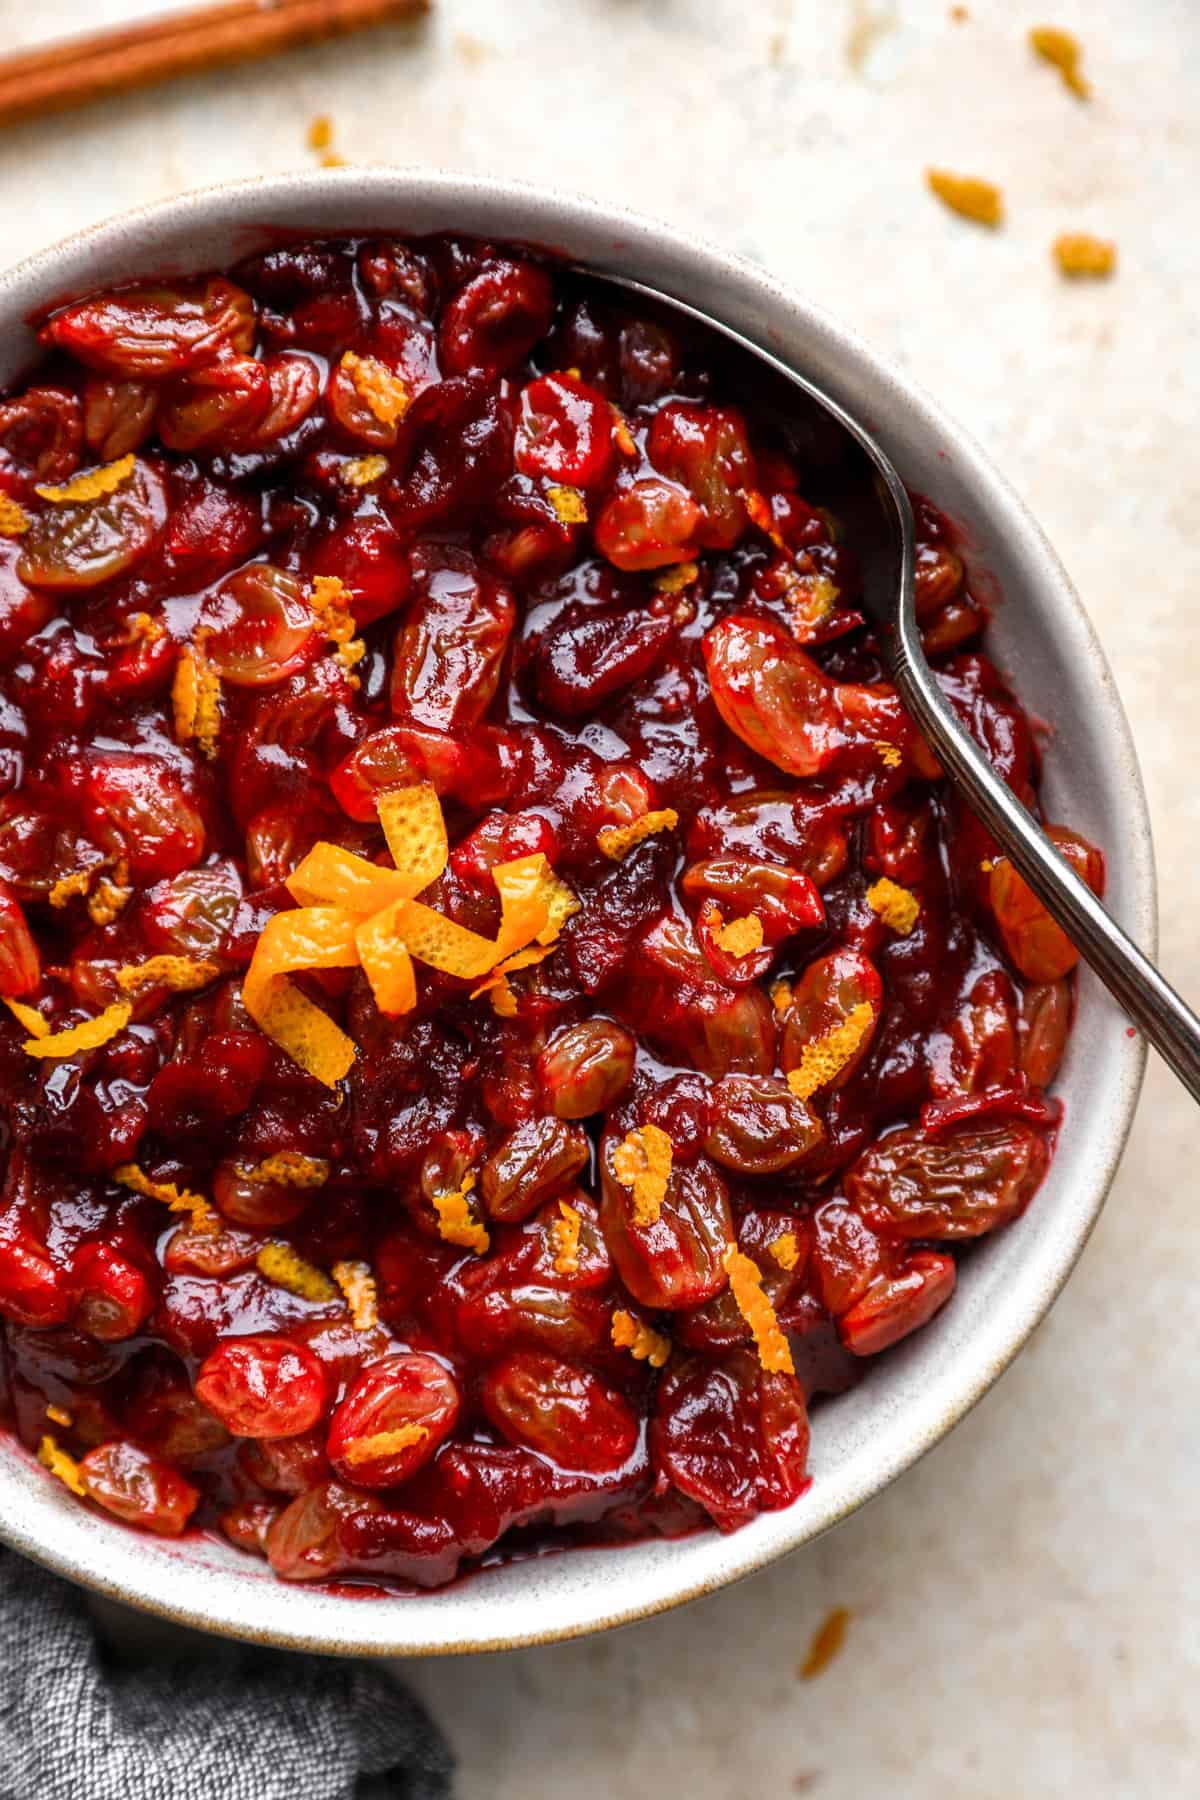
[0,170,1152,1655]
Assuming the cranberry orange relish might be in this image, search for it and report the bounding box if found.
[0,235,1102,1588]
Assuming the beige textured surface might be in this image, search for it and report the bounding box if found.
[1,1,1196,1793]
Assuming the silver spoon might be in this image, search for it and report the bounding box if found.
[578,266,1200,1101]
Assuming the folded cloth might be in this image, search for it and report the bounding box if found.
[0,1549,453,1800]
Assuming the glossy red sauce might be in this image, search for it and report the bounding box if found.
[0,235,1101,1589]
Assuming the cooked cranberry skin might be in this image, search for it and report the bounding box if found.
[838,1251,957,1356]
[652,1349,810,1531]
[70,1243,155,1342]
[515,373,615,487]
[481,1350,640,1474]
[326,1352,461,1488]
[79,1441,200,1536]
[439,259,554,379]
[845,1119,1049,1240]
[594,478,700,571]
[538,1020,636,1119]
[989,826,1105,981]
[195,1335,328,1439]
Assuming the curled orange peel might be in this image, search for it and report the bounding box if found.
[242,786,578,1084]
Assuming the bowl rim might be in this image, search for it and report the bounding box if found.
[0,167,1153,1656]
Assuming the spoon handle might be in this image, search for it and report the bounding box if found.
[893,629,1200,1101]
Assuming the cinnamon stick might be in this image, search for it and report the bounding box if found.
[0,0,431,130]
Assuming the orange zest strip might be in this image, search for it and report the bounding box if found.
[172,638,222,759]
[551,1199,582,1275]
[597,809,679,861]
[654,561,698,596]
[38,1435,86,1496]
[383,897,501,981]
[309,574,365,682]
[117,956,219,994]
[286,843,414,914]
[45,1404,73,1428]
[713,913,764,957]
[611,1123,673,1228]
[376,784,450,895]
[5,998,48,1038]
[768,1231,800,1271]
[113,1162,218,1235]
[786,1000,875,1101]
[243,790,578,1073]
[611,1309,671,1368]
[493,852,579,949]
[241,906,361,1087]
[241,1152,330,1189]
[547,484,587,525]
[866,877,920,936]
[88,874,132,926]
[0,493,31,537]
[469,942,553,1001]
[48,869,92,908]
[22,1002,131,1060]
[332,1258,379,1330]
[255,1242,337,1304]
[433,1174,489,1254]
[340,454,389,488]
[488,981,518,1017]
[341,352,412,428]
[354,907,418,1014]
[723,1244,794,1375]
[36,454,134,504]
[344,1423,427,1465]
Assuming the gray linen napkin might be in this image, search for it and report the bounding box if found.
[0,1550,453,1800]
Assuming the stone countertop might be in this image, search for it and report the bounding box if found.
[0,0,1196,1793]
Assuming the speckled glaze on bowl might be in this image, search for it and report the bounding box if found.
[0,169,1153,1656]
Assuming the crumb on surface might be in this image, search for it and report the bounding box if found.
[1053,232,1116,277]
[455,31,492,64]
[800,1606,851,1680]
[846,1,896,74]
[926,169,1003,228]
[1030,25,1090,98]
